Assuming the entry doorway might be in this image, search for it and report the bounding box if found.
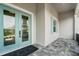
[0,4,32,55]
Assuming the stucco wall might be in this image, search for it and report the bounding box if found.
[59,10,74,40]
[36,4,45,46]
[36,4,59,46]
[45,4,59,46]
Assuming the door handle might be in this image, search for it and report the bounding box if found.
[19,31,21,37]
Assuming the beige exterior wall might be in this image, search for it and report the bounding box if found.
[36,4,45,46]
[45,4,59,46]
[59,10,74,40]
[36,4,59,46]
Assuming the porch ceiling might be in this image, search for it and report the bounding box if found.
[52,3,77,13]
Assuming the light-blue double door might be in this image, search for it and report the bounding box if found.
[0,4,32,55]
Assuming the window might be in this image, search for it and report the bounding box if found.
[51,17,57,32]
[3,10,15,46]
[53,20,56,32]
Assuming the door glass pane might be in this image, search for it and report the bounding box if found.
[3,10,15,46]
[22,15,29,42]
[53,20,56,32]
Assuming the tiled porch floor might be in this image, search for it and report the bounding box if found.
[29,38,79,56]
